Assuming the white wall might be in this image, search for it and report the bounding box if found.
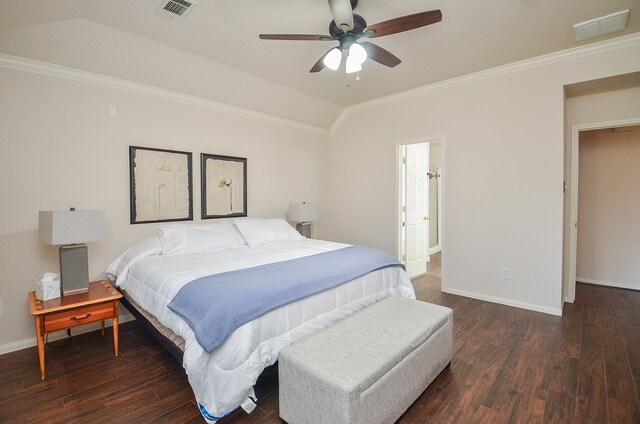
[329,36,640,315]
[430,142,443,169]
[1,21,639,354]
[576,127,640,289]
[0,19,342,129]
[0,65,330,349]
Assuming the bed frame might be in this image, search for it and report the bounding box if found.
[119,295,184,362]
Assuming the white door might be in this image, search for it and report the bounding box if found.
[405,143,430,277]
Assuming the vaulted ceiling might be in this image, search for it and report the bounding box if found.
[1,0,639,108]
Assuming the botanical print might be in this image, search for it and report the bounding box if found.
[201,154,247,218]
[130,146,193,224]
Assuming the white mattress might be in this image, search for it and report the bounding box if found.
[113,238,416,421]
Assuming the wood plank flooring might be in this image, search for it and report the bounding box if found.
[1,253,639,423]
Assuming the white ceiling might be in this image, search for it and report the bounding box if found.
[1,0,639,107]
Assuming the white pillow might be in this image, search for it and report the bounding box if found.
[159,222,246,257]
[233,218,303,247]
[106,236,163,284]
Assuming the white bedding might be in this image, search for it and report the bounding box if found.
[110,237,415,421]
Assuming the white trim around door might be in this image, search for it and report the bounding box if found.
[565,117,640,303]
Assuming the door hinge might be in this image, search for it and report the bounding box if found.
[402,254,406,261]
[402,157,406,164]
[563,181,567,193]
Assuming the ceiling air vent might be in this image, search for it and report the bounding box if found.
[156,0,198,21]
[573,10,629,42]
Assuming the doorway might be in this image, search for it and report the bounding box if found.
[565,118,640,302]
[398,136,444,279]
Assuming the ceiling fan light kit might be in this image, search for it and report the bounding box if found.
[345,43,367,73]
[259,0,442,75]
[349,43,367,63]
[345,55,362,74]
[323,48,342,70]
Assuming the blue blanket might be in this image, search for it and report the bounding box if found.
[167,245,404,353]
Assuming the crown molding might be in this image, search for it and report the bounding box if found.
[0,53,329,135]
[329,32,640,135]
[329,109,350,135]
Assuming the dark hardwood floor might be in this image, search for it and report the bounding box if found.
[2,252,639,423]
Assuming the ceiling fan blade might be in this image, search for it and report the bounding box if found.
[360,41,401,68]
[310,48,336,73]
[328,0,354,31]
[259,34,333,41]
[365,10,442,38]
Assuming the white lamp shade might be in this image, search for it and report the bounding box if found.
[323,48,342,71]
[289,203,319,222]
[39,210,106,245]
[345,54,363,74]
[348,43,367,64]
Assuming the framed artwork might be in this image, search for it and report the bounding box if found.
[201,153,247,219]
[129,146,193,224]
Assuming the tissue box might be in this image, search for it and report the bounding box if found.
[36,278,61,301]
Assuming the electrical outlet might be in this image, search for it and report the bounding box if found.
[501,267,512,280]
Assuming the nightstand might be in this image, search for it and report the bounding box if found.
[28,280,123,380]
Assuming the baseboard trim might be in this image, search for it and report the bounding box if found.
[441,287,562,316]
[429,246,441,255]
[576,278,640,291]
[0,313,135,355]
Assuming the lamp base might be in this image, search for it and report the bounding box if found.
[59,244,89,295]
[295,222,312,238]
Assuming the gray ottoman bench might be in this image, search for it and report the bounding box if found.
[279,296,453,424]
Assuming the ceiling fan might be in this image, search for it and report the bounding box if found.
[259,0,442,74]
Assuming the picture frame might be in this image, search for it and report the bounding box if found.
[129,146,193,224]
[201,153,247,219]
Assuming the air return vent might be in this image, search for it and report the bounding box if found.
[573,10,629,42]
[156,0,197,21]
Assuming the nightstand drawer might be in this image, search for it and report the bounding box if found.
[44,302,114,332]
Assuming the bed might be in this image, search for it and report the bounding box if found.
[107,218,415,423]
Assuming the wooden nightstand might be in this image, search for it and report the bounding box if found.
[28,280,123,380]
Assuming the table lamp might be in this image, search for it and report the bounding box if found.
[39,208,105,294]
[288,202,319,238]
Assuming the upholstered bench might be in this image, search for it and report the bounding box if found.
[278,296,453,424]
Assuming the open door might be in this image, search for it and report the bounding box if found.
[404,143,429,277]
